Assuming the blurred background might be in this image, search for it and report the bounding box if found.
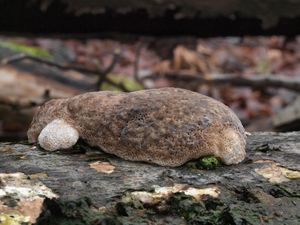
[0,0,300,141]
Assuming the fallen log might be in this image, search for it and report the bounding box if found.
[0,132,299,224]
[143,73,300,93]
[273,96,300,131]
[1,0,300,36]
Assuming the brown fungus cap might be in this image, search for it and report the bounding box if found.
[28,88,246,167]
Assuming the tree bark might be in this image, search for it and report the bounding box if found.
[0,132,299,224]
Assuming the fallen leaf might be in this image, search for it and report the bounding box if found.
[89,161,115,174]
[29,172,48,179]
[255,161,300,183]
[0,146,14,152]
[173,46,209,73]
[280,167,300,179]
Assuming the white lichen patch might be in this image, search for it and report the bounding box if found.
[89,161,115,174]
[38,119,79,151]
[255,161,300,183]
[129,184,220,204]
[183,186,220,200]
[0,173,58,223]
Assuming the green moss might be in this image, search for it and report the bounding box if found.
[101,74,144,92]
[187,156,221,170]
[167,193,234,225]
[272,182,300,198]
[0,40,51,58]
[115,190,235,225]
[116,192,186,225]
[35,197,121,225]
[199,156,221,170]
[35,183,300,225]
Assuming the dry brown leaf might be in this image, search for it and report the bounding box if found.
[0,146,14,152]
[17,197,44,223]
[153,60,171,74]
[89,161,115,174]
[29,172,48,179]
[196,43,213,56]
[173,46,209,73]
[255,161,300,183]
[280,167,300,179]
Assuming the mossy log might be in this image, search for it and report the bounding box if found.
[1,0,300,36]
[0,132,299,224]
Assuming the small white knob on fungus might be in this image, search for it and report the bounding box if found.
[38,119,79,151]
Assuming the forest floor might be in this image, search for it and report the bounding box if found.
[0,35,299,139]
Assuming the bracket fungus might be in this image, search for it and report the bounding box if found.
[27,88,246,167]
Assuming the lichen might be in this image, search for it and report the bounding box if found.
[35,197,121,225]
[0,213,30,225]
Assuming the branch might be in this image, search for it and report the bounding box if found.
[95,48,122,90]
[144,73,300,93]
[1,53,98,76]
[0,49,126,92]
[133,43,143,82]
[0,50,121,79]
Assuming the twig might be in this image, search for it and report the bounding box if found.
[143,73,300,93]
[0,49,126,91]
[1,53,98,76]
[95,48,121,90]
[133,42,143,82]
[0,49,127,112]
[0,50,121,78]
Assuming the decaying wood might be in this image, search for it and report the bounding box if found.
[0,132,299,224]
[273,96,300,131]
[144,73,300,93]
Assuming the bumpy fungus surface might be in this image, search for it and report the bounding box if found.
[27,88,246,166]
